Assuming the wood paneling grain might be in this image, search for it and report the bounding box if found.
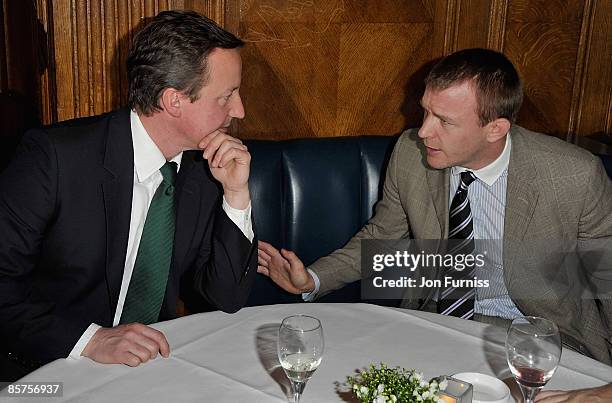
[455,0,491,50]
[506,22,582,137]
[336,23,431,135]
[573,0,612,137]
[487,0,508,51]
[238,0,438,139]
[15,0,610,140]
[507,0,583,23]
[41,0,223,123]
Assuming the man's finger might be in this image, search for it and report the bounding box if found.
[257,266,269,276]
[198,130,222,152]
[535,391,570,403]
[125,340,155,364]
[202,133,242,160]
[212,141,248,167]
[258,240,277,255]
[258,249,271,262]
[122,351,144,367]
[137,325,170,358]
[281,249,301,267]
[213,147,250,169]
[537,391,566,398]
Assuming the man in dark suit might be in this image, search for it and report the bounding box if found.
[0,10,256,380]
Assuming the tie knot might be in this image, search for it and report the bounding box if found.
[460,171,476,187]
[160,161,177,185]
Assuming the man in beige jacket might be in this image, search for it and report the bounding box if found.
[258,48,612,364]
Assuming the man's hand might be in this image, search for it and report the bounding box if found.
[81,323,170,367]
[199,130,250,209]
[536,384,612,402]
[257,240,315,294]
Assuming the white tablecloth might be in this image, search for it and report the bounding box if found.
[7,303,612,402]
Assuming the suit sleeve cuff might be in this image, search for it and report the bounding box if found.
[302,269,320,301]
[222,197,254,242]
[68,323,101,359]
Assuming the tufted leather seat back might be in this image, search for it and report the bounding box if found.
[245,136,397,305]
[601,154,612,178]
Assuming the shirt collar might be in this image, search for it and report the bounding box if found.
[130,110,182,183]
[451,132,511,186]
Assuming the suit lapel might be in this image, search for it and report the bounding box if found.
[423,166,448,303]
[503,129,540,305]
[102,109,134,320]
[426,167,449,238]
[172,151,203,272]
[504,129,540,242]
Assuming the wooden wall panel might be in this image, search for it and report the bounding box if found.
[573,0,612,137]
[454,0,491,50]
[237,0,444,139]
[505,0,584,139]
[237,0,611,140]
[5,0,606,143]
[505,21,583,138]
[39,0,223,124]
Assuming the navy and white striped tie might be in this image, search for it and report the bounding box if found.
[438,171,477,319]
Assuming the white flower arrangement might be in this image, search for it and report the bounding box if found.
[346,363,447,403]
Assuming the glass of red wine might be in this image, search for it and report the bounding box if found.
[505,316,562,403]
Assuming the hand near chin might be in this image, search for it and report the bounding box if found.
[81,323,170,367]
[199,130,251,209]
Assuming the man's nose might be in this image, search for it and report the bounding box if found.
[230,93,245,120]
[418,116,432,139]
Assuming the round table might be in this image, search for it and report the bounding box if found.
[5,303,612,402]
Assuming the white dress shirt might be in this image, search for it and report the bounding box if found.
[450,134,522,319]
[69,111,253,358]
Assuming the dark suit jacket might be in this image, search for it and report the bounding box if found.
[0,108,256,370]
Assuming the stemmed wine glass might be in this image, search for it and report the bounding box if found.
[505,316,562,403]
[277,315,324,403]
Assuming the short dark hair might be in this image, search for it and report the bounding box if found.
[425,48,523,125]
[127,10,244,115]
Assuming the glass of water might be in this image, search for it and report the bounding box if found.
[277,315,324,403]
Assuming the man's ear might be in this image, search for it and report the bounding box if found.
[159,88,182,118]
[486,118,511,143]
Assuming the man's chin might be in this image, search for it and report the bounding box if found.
[426,156,450,170]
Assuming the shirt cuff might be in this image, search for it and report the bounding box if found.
[68,323,101,359]
[302,269,320,301]
[222,197,254,242]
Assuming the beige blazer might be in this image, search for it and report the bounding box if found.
[310,126,612,364]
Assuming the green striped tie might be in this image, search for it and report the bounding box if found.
[120,161,177,325]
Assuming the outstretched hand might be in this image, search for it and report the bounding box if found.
[257,240,315,294]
